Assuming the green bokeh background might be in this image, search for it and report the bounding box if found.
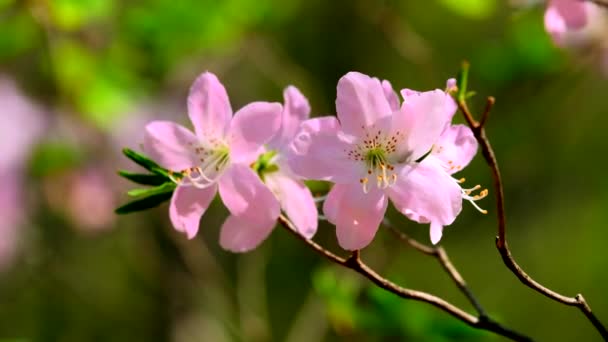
[1,0,607,341]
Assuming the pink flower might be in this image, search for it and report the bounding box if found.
[219,86,319,252]
[144,72,282,240]
[545,0,607,46]
[395,122,486,244]
[289,72,461,250]
[544,0,589,42]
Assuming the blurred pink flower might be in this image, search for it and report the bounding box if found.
[544,0,589,42]
[545,0,608,74]
[219,86,319,252]
[66,169,116,233]
[144,72,282,241]
[289,72,457,250]
[0,77,45,169]
[0,76,46,271]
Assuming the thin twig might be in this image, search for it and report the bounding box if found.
[457,93,608,340]
[383,220,488,318]
[278,215,532,341]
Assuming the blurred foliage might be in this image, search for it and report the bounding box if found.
[1,0,608,341]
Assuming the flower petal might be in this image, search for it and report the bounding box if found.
[327,184,388,251]
[143,121,199,171]
[322,184,347,224]
[388,157,462,229]
[433,124,478,174]
[228,102,282,164]
[288,117,363,183]
[169,184,217,239]
[336,72,392,136]
[268,86,311,150]
[264,171,317,238]
[430,222,444,245]
[551,0,588,30]
[188,72,232,141]
[219,214,276,252]
[218,164,280,220]
[395,89,453,162]
[381,79,401,112]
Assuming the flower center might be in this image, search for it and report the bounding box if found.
[251,150,279,180]
[169,144,230,188]
[359,146,397,193]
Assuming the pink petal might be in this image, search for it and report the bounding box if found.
[264,171,318,239]
[388,157,462,230]
[395,89,453,162]
[322,184,347,224]
[143,121,199,171]
[169,184,217,239]
[269,86,311,150]
[381,79,401,112]
[336,72,392,136]
[434,125,478,174]
[544,6,568,44]
[550,0,588,30]
[218,164,280,220]
[228,102,282,164]
[219,214,276,252]
[326,184,388,251]
[188,72,232,141]
[430,222,444,245]
[288,117,363,183]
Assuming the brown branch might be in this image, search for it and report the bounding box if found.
[457,95,608,340]
[383,220,487,318]
[585,0,608,9]
[278,215,532,341]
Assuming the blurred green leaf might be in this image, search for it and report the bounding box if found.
[122,148,169,177]
[436,0,497,19]
[29,142,84,177]
[50,0,115,31]
[0,12,39,58]
[118,171,168,186]
[115,190,173,215]
[127,182,175,198]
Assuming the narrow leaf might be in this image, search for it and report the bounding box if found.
[118,170,168,186]
[115,191,174,214]
[122,148,169,177]
[127,182,176,198]
[456,61,470,102]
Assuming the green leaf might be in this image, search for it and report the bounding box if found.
[115,191,174,215]
[456,61,470,102]
[118,170,168,186]
[122,148,169,177]
[437,0,497,20]
[127,182,175,197]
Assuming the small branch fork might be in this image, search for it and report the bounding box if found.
[278,215,532,341]
[383,219,487,319]
[455,63,608,340]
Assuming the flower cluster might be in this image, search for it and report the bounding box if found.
[143,71,486,252]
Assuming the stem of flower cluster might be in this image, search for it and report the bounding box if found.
[457,90,608,340]
[278,215,532,341]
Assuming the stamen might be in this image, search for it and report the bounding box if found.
[360,178,369,194]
